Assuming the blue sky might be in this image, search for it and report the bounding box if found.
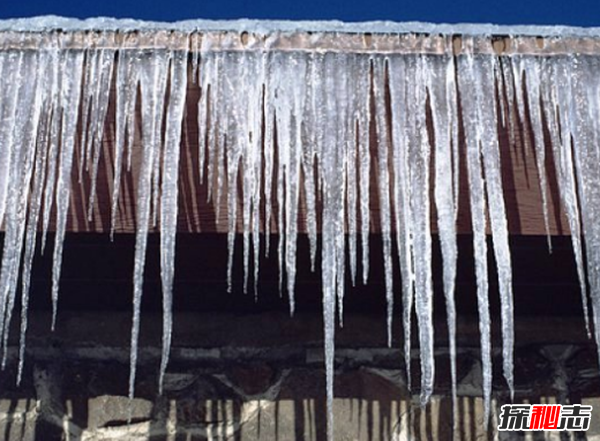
[1,0,600,27]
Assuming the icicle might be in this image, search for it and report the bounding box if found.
[425,51,459,410]
[242,53,253,296]
[499,56,520,161]
[483,56,515,400]
[50,50,86,331]
[129,47,171,400]
[263,51,275,259]
[345,55,359,286]
[251,52,267,297]
[0,49,27,344]
[79,48,99,181]
[457,43,493,423]
[158,50,188,393]
[197,51,209,184]
[40,44,64,253]
[302,52,321,271]
[203,52,221,206]
[273,52,307,313]
[0,53,9,227]
[334,54,349,326]
[0,50,22,229]
[515,54,553,251]
[223,53,243,295]
[372,58,395,348]
[214,55,227,228]
[555,55,600,366]
[86,47,115,221]
[387,55,415,390]
[511,57,527,126]
[287,53,307,313]
[317,52,348,441]
[18,102,50,382]
[447,56,460,222]
[540,57,591,337]
[191,34,200,84]
[407,55,435,406]
[111,49,140,236]
[275,66,286,300]
[357,57,371,286]
[458,38,515,416]
[240,52,259,296]
[0,50,44,365]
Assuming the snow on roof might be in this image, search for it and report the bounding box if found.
[0,15,600,38]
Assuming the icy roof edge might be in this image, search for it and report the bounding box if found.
[1,15,600,38]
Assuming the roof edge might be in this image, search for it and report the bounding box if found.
[1,15,600,38]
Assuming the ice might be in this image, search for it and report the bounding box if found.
[425,48,459,408]
[457,42,494,423]
[18,75,52,383]
[5,16,600,38]
[0,50,44,367]
[40,46,63,253]
[128,48,171,400]
[406,55,435,406]
[0,51,22,228]
[387,55,416,390]
[552,55,600,366]
[3,21,600,441]
[372,58,395,348]
[270,51,308,312]
[317,52,349,440]
[111,49,140,237]
[158,50,188,393]
[540,57,591,336]
[50,50,86,331]
[263,53,275,257]
[223,53,243,296]
[356,57,371,287]
[248,53,267,297]
[516,55,553,251]
[482,56,514,401]
[303,53,319,272]
[458,37,516,418]
[86,48,115,222]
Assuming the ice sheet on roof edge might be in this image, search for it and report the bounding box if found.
[1,15,600,37]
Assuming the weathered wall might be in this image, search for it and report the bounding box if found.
[0,312,595,440]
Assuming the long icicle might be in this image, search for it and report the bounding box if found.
[407,55,435,406]
[457,41,493,423]
[129,46,171,400]
[372,57,395,348]
[158,49,188,393]
[425,51,459,413]
[388,55,416,390]
[50,50,86,331]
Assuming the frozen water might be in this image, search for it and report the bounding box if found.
[3,16,600,38]
[1,21,600,441]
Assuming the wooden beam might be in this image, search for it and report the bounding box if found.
[0,30,599,55]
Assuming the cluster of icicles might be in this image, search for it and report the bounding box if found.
[0,30,598,438]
